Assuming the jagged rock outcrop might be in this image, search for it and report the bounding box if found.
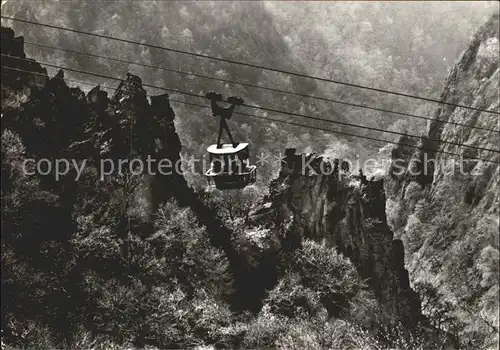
[1,28,50,144]
[250,148,424,327]
[385,13,499,346]
[2,26,189,220]
[1,26,282,315]
[1,27,47,88]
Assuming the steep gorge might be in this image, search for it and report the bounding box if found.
[385,13,499,347]
[1,25,280,329]
[2,11,498,346]
[249,150,424,329]
[2,24,424,337]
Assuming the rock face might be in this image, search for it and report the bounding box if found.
[1,26,279,313]
[254,149,423,327]
[385,13,499,345]
[1,26,188,219]
[1,28,49,96]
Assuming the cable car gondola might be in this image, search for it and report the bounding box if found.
[205,92,256,190]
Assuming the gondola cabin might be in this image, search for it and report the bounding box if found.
[205,143,257,190]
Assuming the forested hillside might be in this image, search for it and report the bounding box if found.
[0,25,434,349]
[1,2,499,349]
[386,13,499,348]
[1,1,496,187]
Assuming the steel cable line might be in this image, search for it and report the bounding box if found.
[2,15,499,115]
[3,36,498,133]
[1,66,116,91]
[3,54,499,154]
[2,64,500,165]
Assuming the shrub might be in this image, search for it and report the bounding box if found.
[290,239,368,318]
[152,200,233,297]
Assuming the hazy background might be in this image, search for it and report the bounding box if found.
[2,0,498,186]
[1,3,499,348]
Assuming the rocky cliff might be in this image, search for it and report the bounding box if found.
[2,23,426,329]
[385,13,499,347]
[1,26,281,316]
[249,149,424,329]
[5,16,497,346]
[1,26,188,217]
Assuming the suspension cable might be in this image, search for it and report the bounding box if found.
[3,54,499,154]
[2,15,498,115]
[2,64,499,165]
[3,36,498,133]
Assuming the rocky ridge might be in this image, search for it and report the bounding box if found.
[249,149,424,328]
[385,13,499,347]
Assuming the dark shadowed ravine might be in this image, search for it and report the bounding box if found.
[1,2,498,349]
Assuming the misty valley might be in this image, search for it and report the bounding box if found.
[1,1,499,349]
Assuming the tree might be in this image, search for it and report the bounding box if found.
[202,185,266,223]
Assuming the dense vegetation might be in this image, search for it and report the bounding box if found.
[0,37,390,348]
[385,12,499,348]
[2,1,496,187]
[0,120,387,348]
[1,2,498,349]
